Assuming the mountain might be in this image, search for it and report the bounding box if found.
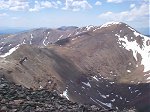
[0,22,150,111]
[57,26,78,31]
[0,27,78,55]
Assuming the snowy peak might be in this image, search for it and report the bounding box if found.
[100,22,122,28]
[85,25,95,31]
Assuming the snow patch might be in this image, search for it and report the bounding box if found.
[144,73,150,76]
[0,47,3,50]
[72,37,77,41]
[90,97,102,107]
[118,35,150,72]
[120,96,123,100]
[109,82,114,84]
[137,93,142,96]
[106,95,109,97]
[68,34,71,37]
[106,85,109,87]
[129,63,132,65]
[111,99,115,102]
[100,22,121,28]
[81,86,85,89]
[147,80,150,83]
[135,90,139,92]
[86,25,94,31]
[22,39,26,44]
[82,82,91,88]
[93,29,97,32]
[60,89,69,100]
[39,85,43,89]
[92,76,99,81]
[30,34,33,44]
[137,82,141,84]
[43,37,48,46]
[96,99,112,108]
[115,34,120,38]
[127,70,131,73]
[58,35,63,40]
[97,90,107,98]
[75,32,79,35]
[0,45,20,58]
[48,80,51,84]
[110,71,113,74]
[115,95,119,97]
[147,77,150,80]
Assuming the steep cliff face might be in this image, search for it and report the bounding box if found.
[0,22,150,111]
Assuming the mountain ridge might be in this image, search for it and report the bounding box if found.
[0,22,150,111]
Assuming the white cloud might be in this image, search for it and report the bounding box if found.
[29,1,61,12]
[0,1,9,9]
[41,1,53,8]
[95,1,102,6]
[29,1,41,12]
[56,1,62,5]
[106,0,123,3]
[98,3,149,28]
[9,5,28,11]
[0,0,29,11]
[106,0,149,4]
[99,3,149,21]
[0,0,62,12]
[11,17,19,20]
[41,1,61,8]
[62,0,92,11]
[0,13,8,17]
[130,4,135,8]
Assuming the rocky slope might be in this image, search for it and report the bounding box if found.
[0,75,117,112]
[0,22,150,111]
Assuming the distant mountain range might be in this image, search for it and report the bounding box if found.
[0,26,149,36]
[0,26,78,35]
[0,22,150,112]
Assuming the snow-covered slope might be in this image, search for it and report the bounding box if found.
[118,33,150,72]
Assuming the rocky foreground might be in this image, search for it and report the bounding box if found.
[0,75,118,112]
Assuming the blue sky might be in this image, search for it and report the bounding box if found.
[0,0,149,34]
